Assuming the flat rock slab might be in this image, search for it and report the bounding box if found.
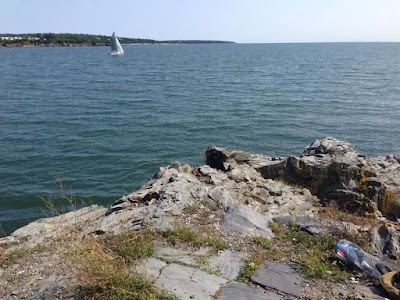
[251,261,303,298]
[217,282,283,300]
[155,247,209,267]
[208,250,247,280]
[155,263,228,300]
[221,204,273,238]
[136,258,167,280]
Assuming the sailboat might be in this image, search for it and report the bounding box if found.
[109,32,124,56]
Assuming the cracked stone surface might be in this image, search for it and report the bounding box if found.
[208,250,247,280]
[251,261,303,298]
[155,263,228,300]
[135,258,167,280]
[217,282,283,300]
[154,247,210,267]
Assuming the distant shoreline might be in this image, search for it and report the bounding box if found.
[0,33,234,48]
[0,42,235,48]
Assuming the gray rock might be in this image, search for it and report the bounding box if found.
[205,146,275,171]
[217,282,283,300]
[96,208,145,234]
[11,205,106,248]
[371,223,400,261]
[303,137,356,156]
[221,204,274,238]
[199,165,218,176]
[251,261,303,298]
[170,161,181,169]
[273,215,326,236]
[155,263,228,300]
[136,257,167,280]
[209,186,237,208]
[210,172,229,185]
[154,247,209,267]
[208,250,247,280]
[155,247,192,261]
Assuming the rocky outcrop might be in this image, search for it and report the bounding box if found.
[2,137,400,300]
[206,137,400,220]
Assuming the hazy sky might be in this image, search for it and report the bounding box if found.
[1,0,399,43]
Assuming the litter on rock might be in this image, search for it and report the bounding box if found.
[335,239,390,279]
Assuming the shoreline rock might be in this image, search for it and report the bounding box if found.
[1,137,399,299]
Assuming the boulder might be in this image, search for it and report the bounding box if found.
[372,223,400,260]
[302,137,356,156]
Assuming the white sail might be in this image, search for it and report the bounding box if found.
[110,32,124,56]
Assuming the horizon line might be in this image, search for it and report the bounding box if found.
[0,33,399,44]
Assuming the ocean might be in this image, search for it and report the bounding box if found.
[1,43,399,235]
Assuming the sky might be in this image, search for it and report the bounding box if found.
[1,0,399,43]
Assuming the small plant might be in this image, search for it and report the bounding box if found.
[163,225,228,253]
[201,236,229,252]
[182,205,198,215]
[0,243,49,268]
[254,237,273,250]
[105,231,155,264]
[0,248,28,267]
[236,251,268,283]
[164,226,198,245]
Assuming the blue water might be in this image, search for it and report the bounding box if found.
[1,43,400,234]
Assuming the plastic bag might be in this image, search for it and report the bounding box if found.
[335,239,389,278]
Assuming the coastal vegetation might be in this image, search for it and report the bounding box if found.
[0,33,234,47]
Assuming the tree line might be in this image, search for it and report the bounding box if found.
[1,33,233,47]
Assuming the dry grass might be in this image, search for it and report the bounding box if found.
[162,225,228,253]
[41,181,180,300]
[68,237,178,300]
[318,205,375,249]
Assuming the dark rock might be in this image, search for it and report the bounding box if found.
[325,189,374,214]
[251,261,303,298]
[217,282,283,300]
[257,160,286,179]
[273,215,326,236]
[205,146,236,171]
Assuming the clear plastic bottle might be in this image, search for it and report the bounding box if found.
[335,239,389,278]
